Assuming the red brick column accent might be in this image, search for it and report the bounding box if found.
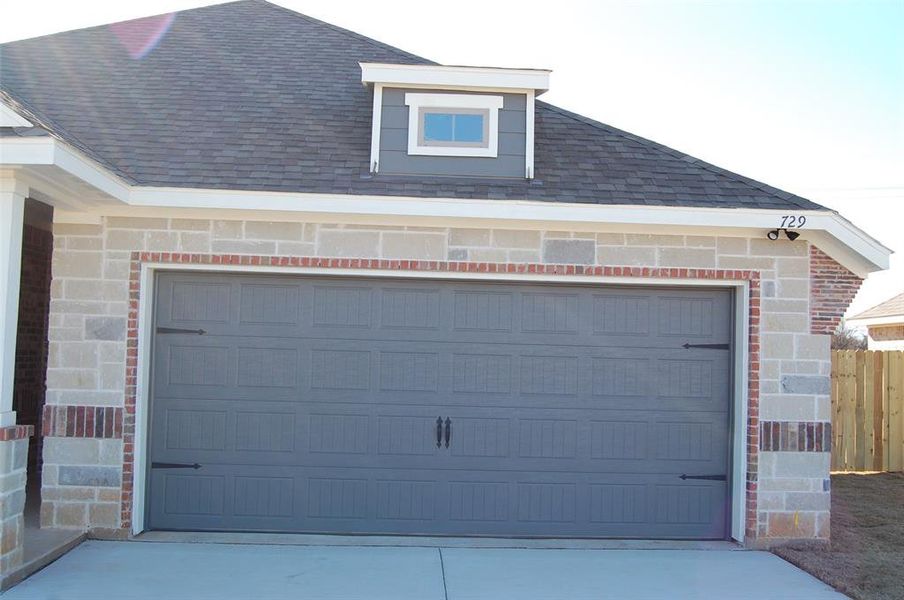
[810,246,862,334]
[0,425,34,442]
[42,406,123,439]
[122,253,762,540]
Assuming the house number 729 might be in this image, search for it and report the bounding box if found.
[780,215,807,228]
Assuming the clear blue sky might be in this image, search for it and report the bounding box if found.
[2,0,901,315]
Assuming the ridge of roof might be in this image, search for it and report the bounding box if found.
[255,0,434,66]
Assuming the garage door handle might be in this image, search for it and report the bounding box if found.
[157,327,206,335]
[152,462,202,469]
[679,474,726,481]
[444,417,452,448]
[436,417,443,448]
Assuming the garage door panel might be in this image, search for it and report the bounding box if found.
[148,273,733,539]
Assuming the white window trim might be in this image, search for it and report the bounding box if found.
[404,93,503,158]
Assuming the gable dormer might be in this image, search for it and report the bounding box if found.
[361,63,550,179]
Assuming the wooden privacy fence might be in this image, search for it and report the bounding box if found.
[831,350,904,472]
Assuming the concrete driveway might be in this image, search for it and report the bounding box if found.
[3,540,844,599]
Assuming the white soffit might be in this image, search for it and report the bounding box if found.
[360,62,551,93]
[0,102,33,127]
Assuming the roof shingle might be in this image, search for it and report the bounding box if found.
[0,0,825,210]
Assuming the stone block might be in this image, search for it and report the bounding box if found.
[449,228,491,246]
[777,257,809,277]
[179,232,210,252]
[716,237,748,254]
[244,221,305,241]
[212,220,243,239]
[104,259,131,281]
[750,239,808,257]
[53,252,103,278]
[771,452,830,478]
[758,394,815,421]
[491,230,540,249]
[777,279,809,300]
[764,313,808,333]
[106,217,168,229]
[144,231,179,252]
[317,230,380,258]
[767,511,816,538]
[98,440,123,466]
[596,246,656,266]
[542,239,595,264]
[66,236,103,250]
[275,242,315,256]
[45,369,97,390]
[89,503,121,528]
[57,342,98,369]
[104,229,144,251]
[716,256,776,270]
[781,375,830,395]
[210,240,276,254]
[55,503,88,528]
[762,333,794,359]
[43,439,98,465]
[658,247,716,267]
[507,250,540,263]
[59,467,121,488]
[595,233,625,245]
[0,490,25,519]
[784,492,830,511]
[54,224,103,236]
[795,334,830,360]
[381,232,445,260]
[626,234,684,246]
[170,219,211,231]
[100,363,125,390]
[447,248,468,260]
[684,236,716,248]
[468,249,507,262]
[85,317,126,341]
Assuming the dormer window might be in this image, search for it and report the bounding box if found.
[405,93,503,157]
[361,63,551,178]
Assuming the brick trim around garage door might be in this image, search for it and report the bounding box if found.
[120,253,763,540]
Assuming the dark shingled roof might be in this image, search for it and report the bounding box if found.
[0,0,825,210]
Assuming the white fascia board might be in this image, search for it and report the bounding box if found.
[360,62,551,93]
[0,102,32,127]
[1,134,891,276]
[846,315,904,328]
[0,136,130,201]
[127,186,890,275]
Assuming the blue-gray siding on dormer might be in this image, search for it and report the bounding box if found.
[378,88,526,178]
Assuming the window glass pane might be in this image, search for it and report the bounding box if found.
[453,114,484,142]
[423,113,454,141]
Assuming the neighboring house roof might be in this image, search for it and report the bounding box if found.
[0,0,825,210]
[849,292,904,322]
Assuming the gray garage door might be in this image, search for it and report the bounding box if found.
[147,272,733,539]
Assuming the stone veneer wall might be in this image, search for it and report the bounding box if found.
[42,217,850,544]
[0,426,32,575]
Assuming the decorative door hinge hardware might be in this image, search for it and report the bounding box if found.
[152,462,202,469]
[436,417,443,448]
[682,343,729,350]
[444,417,452,449]
[679,474,726,481]
[156,327,206,335]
